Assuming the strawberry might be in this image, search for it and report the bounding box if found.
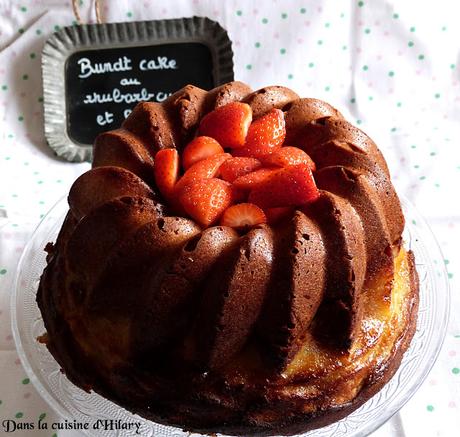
[265,207,294,225]
[154,148,179,199]
[220,203,267,230]
[175,153,231,195]
[182,136,224,170]
[260,146,316,170]
[248,164,320,208]
[233,167,281,191]
[234,109,286,158]
[220,157,262,182]
[198,102,252,148]
[178,178,233,227]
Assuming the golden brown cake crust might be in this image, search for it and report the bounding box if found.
[37,82,419,436]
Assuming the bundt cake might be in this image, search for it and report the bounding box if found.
[37,82,419,436]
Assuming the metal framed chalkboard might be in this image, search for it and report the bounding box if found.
[42,17,234,162]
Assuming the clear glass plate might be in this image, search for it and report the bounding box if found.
[11,196,450,437]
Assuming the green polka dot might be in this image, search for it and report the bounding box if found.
[451,64,456,69]
[448,273,453,279]
[0,269,7,275]
[342,45,348,50]
[288,74,293,80]
[430,152,436,156]
[391,127,397,132]
[37,180,44,185]
[246,64,252,70]
[410,26,416,32]
[358,1,364,6]
[408,41,414,47]
[38,96,44,103]
[38,412,46,421]
[20,6,27,12]
[419,176,426,180]
[15,412,23,419]
[412,219,417,225]
[364,28,371,34]
[418,54,425,60]
[1,85,7,91]
[444,259,450,265]
[54,25,61,31]
[18,28,24,34]
[255,42,261,48]
[281,13,288,19]
[442,26,447,31]
[0,400,2,405]
[280,48,286,55]
[262,18,268,24]
[325,86,330,92]
[127,11,133,18]
[72,20,78,26]
[411,144,416,148]
[236,10,242,16]
[363,65,369,71]
[325,22,331,28]
[350,98,356,104]
[52,434,57,437]
[434,183,440,188]
[397,102,402,107]
[22,378,30,385]
[393,13,399,19]
[356,119,362,125]
[56,179,62,183]
[300,8,306,14]
[36,29,42,35]
[30,53,36,59]
[426,405,434,412]
[435,93,440,99]
[22,74,28,80]
[308,62,314,68]
[18,116,24,122]
[368,96,373,101]
[388,71,395,77]
[317,39,323,45]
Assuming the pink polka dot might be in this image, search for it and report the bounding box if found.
[356,47,362,53]
[24,393,31,399]
[416,70,421,75]
[399,157,406,163]
[161,8,167,14]
[429,379,437,386]
[274,32,280,39]
[448,222,456,228]
[253,9,259,15]
[0,68,5,74]
[265,62,272,68]
[6,334,13,341]
[304,20,311,27]
[448,401,456,408]
[368,81,373,87]
[241,22,247,28]
[384,31,389,37]
[358,20,364,26]
[213,10,219,17]
[234,41,241,47]
[143,2,149,7]
[4,233,11,239]
[15,246,24,253]
[15,358,21,365]
[388,88,394,93]
[192,0,199,4]
[376,54,382,60]
[374,20,381,26]
[397,50,403,56]
[0,310,2,316]
[297,38,304,44]
[449,350,456,356]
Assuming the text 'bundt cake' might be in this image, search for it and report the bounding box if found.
[37,82,419,436]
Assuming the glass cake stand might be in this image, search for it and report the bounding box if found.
[12,195,450,437]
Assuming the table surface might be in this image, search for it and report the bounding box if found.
[0,1,459,436]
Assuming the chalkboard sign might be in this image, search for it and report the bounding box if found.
[66,43,214,145]
[42,17,234,162]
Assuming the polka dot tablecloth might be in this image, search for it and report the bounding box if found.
[1,1,459,436]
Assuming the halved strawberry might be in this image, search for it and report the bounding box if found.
[260,146,316,170]
[154,148,179,199]
[220,203,267,230]
[265,207,294,225]
[248,164,320,208]
[220,157,262,182]
[178,178,233,227]
[234,108,286,158]
[198,102,252,148]
[182,136,224,170]
[233,167,281,191]
[175,153,231,195]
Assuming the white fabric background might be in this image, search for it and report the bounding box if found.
[0,1,459,436]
